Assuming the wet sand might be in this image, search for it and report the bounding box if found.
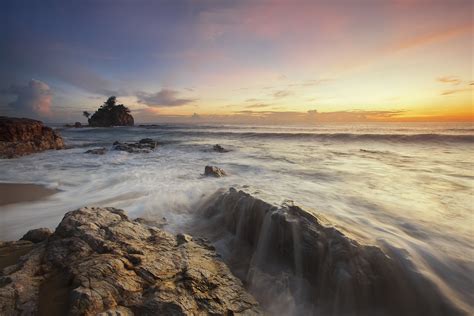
[0,183,58,207]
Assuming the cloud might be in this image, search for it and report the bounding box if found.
[2,79,52,118]
[391,23,472,53]
[137,89,196,107]
[245,103,272,109]
[441,88,471,96]
[437,76,461,85]
[272,90,292,98]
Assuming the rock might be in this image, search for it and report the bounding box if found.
[85,147,107,155]
[88,96,134,127]
[213,144,229,153]
[192,188,466,316]
[0,207,261,315]
[204,166,227,177]
[74,122,82,128]
[176,233,193,245]
[112,139,158,153]
[0,117,65,158]
[20,228,52,243]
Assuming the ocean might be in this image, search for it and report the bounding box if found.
[0,122,473,313]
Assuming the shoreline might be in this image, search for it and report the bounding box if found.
[0,183,58,207]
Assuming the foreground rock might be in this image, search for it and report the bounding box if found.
[20,228,52,243]
[0,207,261,315]
[0,117,65,158]
[88,96,134,127]
[113,138,158,153]
[204,166,227,177]
[192,188,466,316]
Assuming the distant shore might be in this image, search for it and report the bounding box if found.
[0,183,58,207]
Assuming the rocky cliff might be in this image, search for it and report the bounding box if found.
[0,207,261,315]
[0,117,65,158]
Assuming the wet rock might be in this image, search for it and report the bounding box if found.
[0,116,65,158]
[20,228,52,243]
[205,165,227,177]
[112,139,158,153]
[176,233,193,245]
[85,147,107,155]
[192,188,466,316]
[213,144,229,153]
[0,207,261,315]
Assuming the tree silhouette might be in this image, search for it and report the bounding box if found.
[83,111,91,119]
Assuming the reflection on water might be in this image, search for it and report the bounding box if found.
[0,122,473,313]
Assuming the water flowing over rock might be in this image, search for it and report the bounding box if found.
[0,116,65,158]
[0,207,261,315]
[85,147,107,155]
[191,188,465,316]
[112,138,158,153]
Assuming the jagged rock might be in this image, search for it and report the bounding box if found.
[0,117,65,158]
[213,144,229,153]
[192,188,465,316]
[88,97,134,127]
[0,207,261,315]
[204,166,227,177]
[20,228,52,243]
[112,139,158,153]
[85,147,107,155]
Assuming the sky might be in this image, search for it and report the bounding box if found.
[0,0,472,124]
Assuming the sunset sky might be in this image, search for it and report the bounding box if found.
[0,0,472,123]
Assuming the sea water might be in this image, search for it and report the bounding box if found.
[0,122,472,312]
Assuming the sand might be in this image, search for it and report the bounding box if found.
[0,183,58,207]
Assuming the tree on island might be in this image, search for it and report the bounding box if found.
[87,96,134,127]
[83,111,91,119]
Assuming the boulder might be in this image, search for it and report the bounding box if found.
[0,207,261,315]
[0,117,65,158]
[85,147,107,155]
[112,139,157,153]
[192,188,466,316]
[20,228,52,243]
[74,122,82,128]
[204,166,227,177]
[213,144,229,153]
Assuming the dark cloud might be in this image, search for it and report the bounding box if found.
[1,79,52,118]
[440,88,470,96]
[137,89,196,107]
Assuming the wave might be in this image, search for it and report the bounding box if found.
[157,130,474,143]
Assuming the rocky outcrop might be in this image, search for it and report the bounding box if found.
[0,117,65,158]
[204,166,227,177]
[20,228,52,243]
[213,144,229,153]
[88,97,134,127]
[0,207,261,315]
[113,138,158,153]
[85,147,107,155]
[192,188,465,316]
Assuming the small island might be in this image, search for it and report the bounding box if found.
[87,96,134,127]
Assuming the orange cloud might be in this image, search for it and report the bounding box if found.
[391,23,472,52]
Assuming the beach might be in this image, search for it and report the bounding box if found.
[0,183,58,207]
